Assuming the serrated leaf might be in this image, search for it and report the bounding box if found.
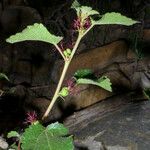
[97,76,112,92]
[74,69,93,78]
[0,73,9,81]
[71,0,81,16]
[6,23,63,45]
[77,76,112,92]
[7,131,20,138]
[92,12,138,26]
[71,0,81,9]
[71,0,99,18]
[46,122,69,136]
[80,6,99,17]
[21,122,74,150]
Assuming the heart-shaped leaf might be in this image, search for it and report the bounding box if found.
[92,12,138,26]
[7,131,20,138]
[72,0,99,18]
[77,76,112,92]
[21,122,74,150]
[6,23,63,45]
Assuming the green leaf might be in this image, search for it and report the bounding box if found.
[0,73,9,81]
[59,87,69,97]
[46,122,69,136]
[92,12,138,26]
[7,131,20,138]
[71,0,99,18]
[71,0,81,9]
[97,76,112,92]
[80,6,99,17]
[71,0,81,16]
[6,23,63,45]
[21,122,74,150]
[74,69,93,78]
[77,76,112,92]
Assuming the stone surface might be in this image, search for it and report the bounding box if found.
[64,93,150,150]
[0,137,8,150]
[0,42,53,86]
[2,0,25,7]
[0,6,41,34]
[143,29,150,42]
[51,41,135,82]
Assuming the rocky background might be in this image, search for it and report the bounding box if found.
[0,0,150,132]
[0,0,150,86]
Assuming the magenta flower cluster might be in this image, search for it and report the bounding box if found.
[66,78,79,95]
[24,111,37,124]
[73,16,91,30]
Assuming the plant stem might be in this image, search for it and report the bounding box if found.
[42,61,70,120]
[42,26,93,120]
[55,44,66,60]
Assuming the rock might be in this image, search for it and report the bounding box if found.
[2,0,25,7]
[109,0,121,10]
[0,137,8,150]
[1,6,41,34]
[64,85,112,110]
[75,138,129,150]
[145,6,150,28]
[107,146,128,150]
[74,134,106,150]
[64,93,148,150]
[29,84,56,99]
[51,41,135,82]
[0,42,53,86]
[0,85,26,112]
[24,97,63,121]
[0,2,2,17]
[143,29,150,42]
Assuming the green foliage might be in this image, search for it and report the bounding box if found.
[72,0,138,27]
[6,23,63,45]
[77,76,112,92]
[8,122,74,150]
[59,87,69,97]
[22,122,73,150]
[63,49,72,58]
[0,73,9,81]
[7,131,20,138]
[97,76,112,92]
[91,12,138,26]
[71,0,99,19]
[5,2,138,149]
[74,69,93,78]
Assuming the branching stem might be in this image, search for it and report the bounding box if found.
[55,44,66,60]
[42,26,93,120]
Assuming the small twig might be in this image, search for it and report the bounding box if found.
[55,44,66,60]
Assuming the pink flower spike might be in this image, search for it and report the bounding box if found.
[73,17,81,30]
[58,41,65,52]
[65,78,80,96]
[69,86,80,96]
[67,78,76,89]
[83,17,91,29]
[24,111,37,124]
